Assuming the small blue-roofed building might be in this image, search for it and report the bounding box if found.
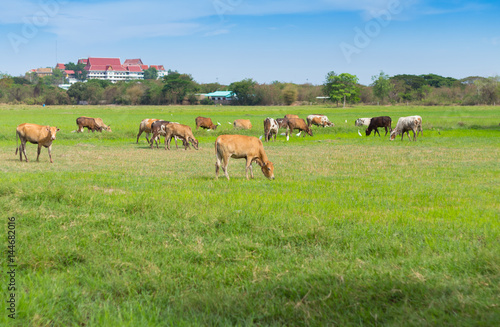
[204,91,235,105]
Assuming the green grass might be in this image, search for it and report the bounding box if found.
[0,104,499,326]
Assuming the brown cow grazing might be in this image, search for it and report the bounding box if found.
[16,123,60,163]
[164,123,199,150]
[195,116,218,130]
[233,119,252,130]
[285,114,299,119]
[76,117,102,132]
[307,114,334,128]
[94,118,112,132]
[149,121,184,149]
[215,135,275,180]
[365,116,392,137]
[136,118,159,143]
[286,118,313,139]
[263,117,279,142]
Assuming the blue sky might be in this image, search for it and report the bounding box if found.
[0,0,499,85]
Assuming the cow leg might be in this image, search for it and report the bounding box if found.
[222,156,230,180]
[384,127,388,136]
[20,141,27,162]
[245,157,253,180]
[36,144,42,162]
[47,145,53,163]
[136,130,143,143]
[174,136,179,149]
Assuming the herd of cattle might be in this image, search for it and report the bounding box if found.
[14,113,423,179]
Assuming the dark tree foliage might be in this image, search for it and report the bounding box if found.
[143,67,158,80]
[65,62,87,81]
[229,78,259,105]
[162,72,198,104]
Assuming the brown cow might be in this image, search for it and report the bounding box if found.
[94,118,112,132]
[15,123,60,163]
[285,114,299,119]
[286,118,313,139]
[195,116,218,130]
[137,118,160,144]
[307,114,334,128]
[233,119,252,130]
[275,118,289,129]
[365,116,392,137]
[164,123,199,150]
[76,117,102,133]
[149,121,184,149]
[215,135,274,180]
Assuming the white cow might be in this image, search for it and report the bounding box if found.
[390,116,421,141]
[355,118,371,127]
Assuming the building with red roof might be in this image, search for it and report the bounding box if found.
[79,57,167,82]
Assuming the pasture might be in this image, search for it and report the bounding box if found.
[0,104,499,326]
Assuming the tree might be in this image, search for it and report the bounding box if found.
[144,67,158,80]
[65,62,87,81]
[162,72,198,104]
[371,71,393,104]
[283,85,298,105]
[323,71,359,107]
[229,78,259,105]
[474,76,500,104]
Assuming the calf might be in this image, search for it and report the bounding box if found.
[215,135,274,180]
[263,117,279,142]
[136,118,159,143]
[286,118,313,138]
[164,123,199,150]
[275,118,289,129]
[76,116,102,132]
[233,119,252,130]
[307,114,334,128]
[94,118,112,132]
[150,121,183,149]
[390,116,420,141]
[285,114,299,119]
[365,116,392,137]
[355,118,371,127]
[16,123,60,163]
[195,116,218,130]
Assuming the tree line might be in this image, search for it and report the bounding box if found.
[0,70,498,106]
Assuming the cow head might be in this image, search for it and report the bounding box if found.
[365,129,371,136]
[261,161,275,180]
[212,124,218,130]
[306,128,313,136]
[104,124,112,132]
[47,126,60,140]
[190,138,199,150]
[390,130,396,141]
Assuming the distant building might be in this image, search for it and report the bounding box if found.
[26,67,53,78]
[81,57,167,83]
[204,91,235,104]
[56,63,78,84]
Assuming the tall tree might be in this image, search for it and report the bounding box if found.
[371,71,393,104]
[323,71,359,107]
[143,67,158,80]
[65,62,87,81]
[162,72,198,104]
[229,78,258,105]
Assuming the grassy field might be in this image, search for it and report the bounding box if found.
[0,104,499,326]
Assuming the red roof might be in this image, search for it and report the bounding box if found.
[141,65,149,70]
[124,58,143,65]
[127,65,143,72]
[87,57,121,66]
[56,63,66,69]
[64,70,75,74]
[150,65,165,71]
[78,58,88,65]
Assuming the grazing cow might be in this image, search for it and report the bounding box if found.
[233,119,252,130]
[286,118,313,138]
[164,123,199,150]
[76,116,102,133]
[275,118,289,129]
[263,117,279,142]
[355,118,371,127]
[195,116,218,130]
[365,116,392,137]
[410,115,423,137]
[136,118,159,143]
[15,123,60,163]
[93,118,112,132]
[390,116,420,141]
[285,114,299,119]
[150,120,184,149]
[215,135,274,180]
[307,114,334,128]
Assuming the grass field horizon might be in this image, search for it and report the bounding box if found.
[1,104,499,326]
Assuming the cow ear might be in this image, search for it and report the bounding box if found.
[56,128,61,132]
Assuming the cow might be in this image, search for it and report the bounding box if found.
[411,115,423,137]
[215,135,275,180]
[233,119,252,130]
[15,123,60,163]
[149,120,184,149]
[275,118,289,129]
[76,116,102,133]
[93,118,112,132]
[307,114,334,128]
[136,118,159,144]
[365,116,392,137]
[390,116,421,141]
[195,116,218,130]
[286,118,313,139]
[355,118,371,127]
[164,123,199,150]
[285,114,299,119]
[263,117,279,142]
